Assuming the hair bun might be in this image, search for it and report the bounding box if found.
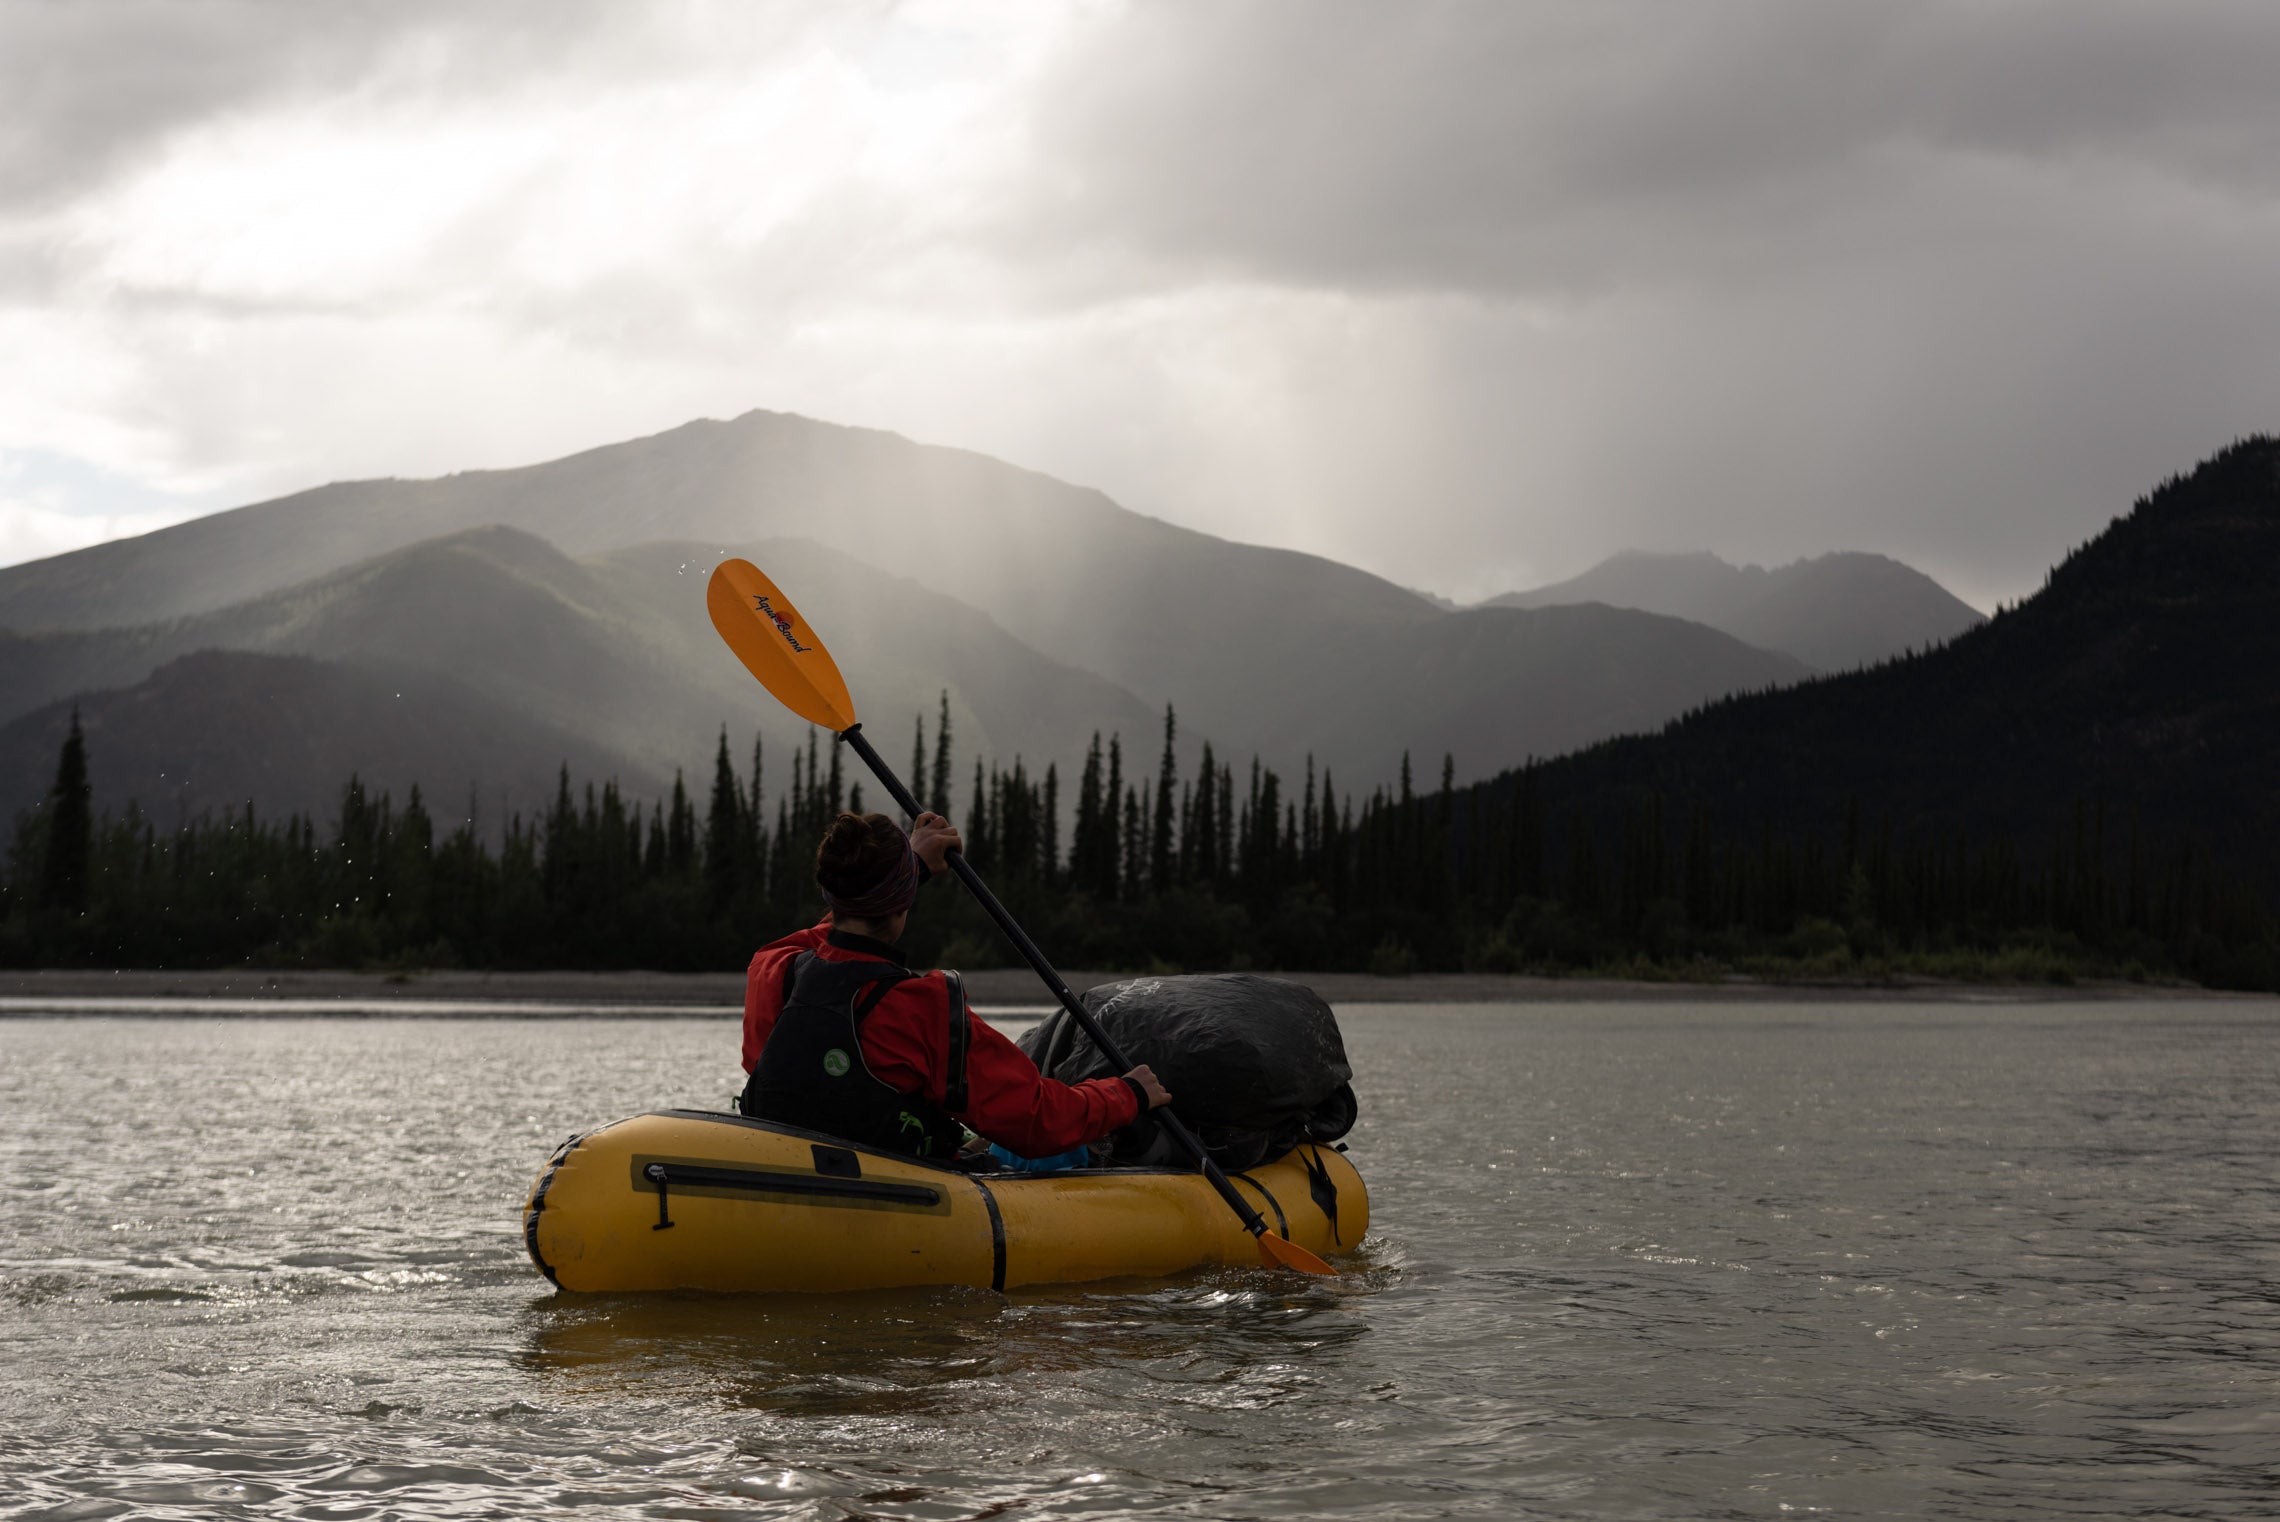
[815,811,912,904]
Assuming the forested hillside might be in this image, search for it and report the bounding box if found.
[4,438,2272,990]
[1493,437,2280,876]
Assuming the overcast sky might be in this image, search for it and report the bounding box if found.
[4,0,2278,608]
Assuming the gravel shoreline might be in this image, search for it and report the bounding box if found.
[0,965,2243,1012]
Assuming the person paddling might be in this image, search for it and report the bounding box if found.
[740,809,1171,1161]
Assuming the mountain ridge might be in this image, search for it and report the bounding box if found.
[0,649,654,830]
[1486,436,2280,885]
[1492,548,1984,671]
[0,409,1822,793]
[0,524,1163,786]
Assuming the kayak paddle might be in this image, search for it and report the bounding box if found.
[706,557,1335,1276]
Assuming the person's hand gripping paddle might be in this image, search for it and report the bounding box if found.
[706,557,1335,1277]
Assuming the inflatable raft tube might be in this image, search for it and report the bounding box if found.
[523,1109,1367,1294]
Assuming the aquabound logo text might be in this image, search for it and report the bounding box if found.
[754,595,811,653]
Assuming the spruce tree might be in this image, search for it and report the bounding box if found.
[1104,734,1124,894]
[745,734,767,889]
[1192,742,1217,883]
[1121,785,1144,902]
[749,733,766,823]
[40,710,92,914]
[1216,760,1235,891]
[929,691,954,818]
[803,729,822,829]
[1073,734,1104,895]
[909,716,927,822]
[1151,706,1177,894]
[1298,756,1314,870]
[969,757,990,872]
[704,729,743,910]
[1255,765,1281,905]
[667,770,696,876]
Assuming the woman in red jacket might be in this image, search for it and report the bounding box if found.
[739,809,1170,1161]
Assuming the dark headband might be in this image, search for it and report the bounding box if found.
[820,834,921,921]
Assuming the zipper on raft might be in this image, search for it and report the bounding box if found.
[636,1159,944,1213]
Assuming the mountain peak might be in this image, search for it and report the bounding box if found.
[1490,546,1983,671]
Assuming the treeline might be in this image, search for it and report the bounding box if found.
[5,700,2277,989]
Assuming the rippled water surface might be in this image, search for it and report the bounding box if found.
[5,1002,2278,1520]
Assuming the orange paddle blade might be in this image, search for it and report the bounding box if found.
[707,559,858,732]
[1257,1231,1337,1276]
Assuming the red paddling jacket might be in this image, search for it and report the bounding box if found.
[740,919,1141,1158]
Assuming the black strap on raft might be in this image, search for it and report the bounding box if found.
[1300,1146,1340,1244]
[942,969,970,1113]
[646,1162,674,1230]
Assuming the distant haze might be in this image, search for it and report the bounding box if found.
[1496,551,1985,672]
[0,411,1829,817]
[5,3,2280,608]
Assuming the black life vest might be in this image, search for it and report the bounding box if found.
[739,935,970,1160]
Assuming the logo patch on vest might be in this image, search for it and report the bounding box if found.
[821,1048,851,1077]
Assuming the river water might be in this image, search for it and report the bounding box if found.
[3,1001,2276,1520]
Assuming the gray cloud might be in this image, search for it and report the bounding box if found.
[976,1,2280,603]
[0,0,776,215]
[3,0,2277,609]
[1010,2,2280,297]
[0,1,414,210]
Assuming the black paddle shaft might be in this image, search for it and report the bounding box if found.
[839,724,1275,1241]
